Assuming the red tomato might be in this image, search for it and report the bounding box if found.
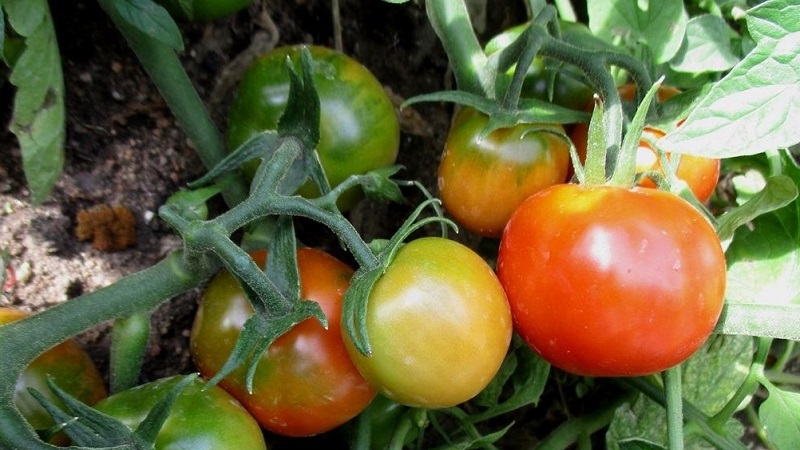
[0,308,107,444]
[570,85,720,203]
[439,107,570,237]
[190,248,375,437]
[497,184,726,377]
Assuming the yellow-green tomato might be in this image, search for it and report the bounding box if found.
[343,237,512,408]
[227,45,400,210]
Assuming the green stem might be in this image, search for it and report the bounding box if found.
[771,340,796,372]
[97,0,248,207]
[0,251,214,450]
[710,337,770,429]
[109,311,151,393]
[425,0,489,96]
[536,393,630,450]
[553,0,577,22]
[663,367,684,450]
[621,377,748,450]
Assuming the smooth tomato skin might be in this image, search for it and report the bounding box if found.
[343,237,512,408]
[439,107,570,237]
[497,185,726,377]
[93,375,266,450]
[156,0,254,21]
[570,85,720,203]
[0,308,107,440]
[190,248,375,437]
[227,45,400,210]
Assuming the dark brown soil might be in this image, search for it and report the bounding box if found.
[0,0,529,447]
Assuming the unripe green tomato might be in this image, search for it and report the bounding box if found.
[227,45,400,210]
[0,307,107,445]
[93,375,266,449]
[156,0,254,22]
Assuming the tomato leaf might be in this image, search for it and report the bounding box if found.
[607,336,751,449]
[4,0,65,205]
[112,0,183,51]
[669,14,740,74]
[759,379,800,449]
[717,175,798,250]
[659,0,800,157]
[588,0,688,64]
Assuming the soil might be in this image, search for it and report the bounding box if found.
[0,0,531,447]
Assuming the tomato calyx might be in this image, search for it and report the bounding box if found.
[32,373,197,448]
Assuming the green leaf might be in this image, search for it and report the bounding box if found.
[588,0,688,63]
[607,336,751,449]
[726,154,800,307]
[659,1,800,157]
[760,381,800,450]
[670,14,739,74]
[6,0,65,205]
[716,175,798,249]
[112,0,183,51]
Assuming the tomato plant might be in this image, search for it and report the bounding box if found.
[570,85,721,203]
[0,307,107,443]
[227,45,400,210]
[497,184,727,377]
[343,237,512,408]
[156,0,254,21]
[438,106,570,237]
[484,21,594,110]
[93,375,266,449]
[190,248,376,437]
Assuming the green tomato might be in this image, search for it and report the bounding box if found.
[227,45,400,210]
[0,307,107,445]
[156,0,254,21]
[93,375,266,450]
[343,237,512,409]
[485,21,595,110]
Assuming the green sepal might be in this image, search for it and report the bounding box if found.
[164,185,222,221]
[188,131,281,188]
[264,215,300,301]
[361,166,406,204]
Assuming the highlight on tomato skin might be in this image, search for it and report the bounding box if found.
[569,84,721,203]
[190,248,376,437]
[438,106,570,238]
[496,184,727,377]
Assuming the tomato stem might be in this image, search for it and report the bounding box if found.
[663,367,685,450]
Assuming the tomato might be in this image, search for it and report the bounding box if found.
[156,0,254,21]
[343,237,512,408]
[485,21,594,110]
[570,85,721,203]
[497,184,726,377]
[227,45,400,210]
[0,307,107,444]
[190,248,375,437]
[93,375,266,449]
[438,107,570,237]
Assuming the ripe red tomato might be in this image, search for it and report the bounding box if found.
[497,184,726,377]
[93,375,266,449]
[227,45,400,210]
[570,85,720,203]
[439,107,570,237]
[0,307,107,443]
[190,248,375,437]
[343,237,512,408]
